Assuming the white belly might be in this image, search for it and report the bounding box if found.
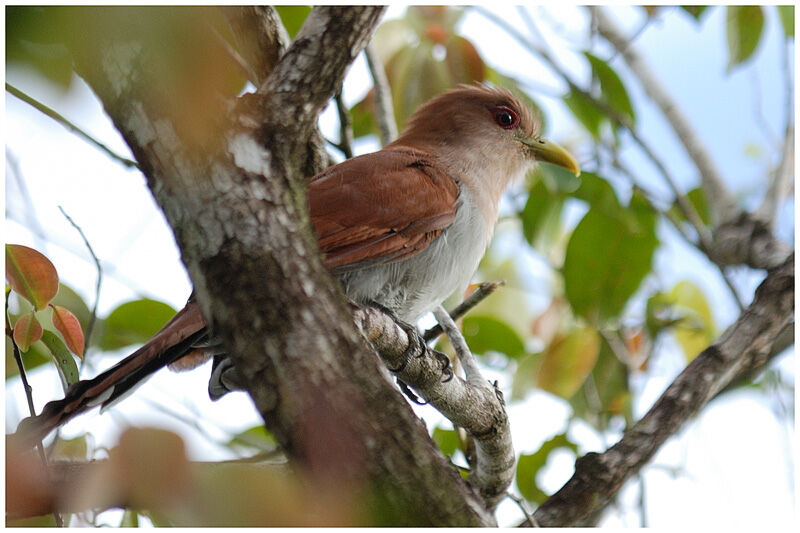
[338,186,490,322]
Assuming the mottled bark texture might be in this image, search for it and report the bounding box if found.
[61,5,493,526]
[532,254,794,527]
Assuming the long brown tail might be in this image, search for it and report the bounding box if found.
[13,300,210,449]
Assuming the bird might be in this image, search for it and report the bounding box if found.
[15,84,579,445]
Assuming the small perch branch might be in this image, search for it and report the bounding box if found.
[423,281,505,342]
[433,305,482,384]
[353,304,515,510]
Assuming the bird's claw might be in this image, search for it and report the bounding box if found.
[397,379,427,405]
[433,349,454,383]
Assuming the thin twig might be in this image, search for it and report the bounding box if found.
[364,42,398,144]
[58,206,102,356]
[507,492,538,527]
[334,89,354,159]
[423,281,505,342]
[6,149,49,252]
[433,305,482,384]
[749,69,780,149]
[6,83,139,170]
[205,20,260,86]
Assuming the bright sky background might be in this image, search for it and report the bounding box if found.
[4,5,796,528]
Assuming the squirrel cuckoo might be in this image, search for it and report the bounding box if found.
[15,85,579,444]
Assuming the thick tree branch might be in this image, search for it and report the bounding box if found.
[220,5,332,175]
[532,254,794,526]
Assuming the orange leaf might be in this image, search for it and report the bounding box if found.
[535,326,601,399]
[13,312,43,352]
[5,244,59,311]
[50,305,85,358]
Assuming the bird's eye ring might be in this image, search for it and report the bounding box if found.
[492,106,519,130]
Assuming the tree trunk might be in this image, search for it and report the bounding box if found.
[60,5,493,526]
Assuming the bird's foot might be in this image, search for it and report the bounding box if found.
[395,350,451,405]
[368,303,426,374]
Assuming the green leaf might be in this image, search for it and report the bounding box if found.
[120,510,140,528]
[6,515,59,527]
[371,18,415,65]
[350,92,378,140]
[667,281,716,362]
[432,426,460,457]
[516,433,578,504]
[472,256,533,337]
[521,178,565,251]
[535,325,601,399]
[564,91,604,138]
[40,329,80,392]
[98,298,177,351]
[778,6,794,39]
[50,435,88,460]
[539,162,582,194]
[563,196,658,322]
[668,187,711,227]
[511,351,540,402]
[227,424,276,452]
[569,171,621,215]
[688,187,711,226]
[585,52,636,125]
[726,6,765,72]
[6,7,74,89]
[274,6,311,38]
[569,338,632,430]
[461,316,526,360]
[5,244,59,311]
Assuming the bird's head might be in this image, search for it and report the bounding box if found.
[394,84,580,178]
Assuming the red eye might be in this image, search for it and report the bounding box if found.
[493,106,519,129]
